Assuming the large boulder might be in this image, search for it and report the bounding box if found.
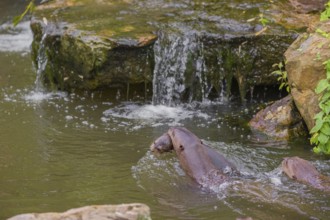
[7,203,151,220]
[249,95,307,140]
[31,0,157,98]
[285,21,330,131]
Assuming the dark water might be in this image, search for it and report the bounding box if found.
[0,1,329,220]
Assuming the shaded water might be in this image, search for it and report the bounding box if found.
[1,2,330,220]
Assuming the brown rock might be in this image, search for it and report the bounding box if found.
[270,2,320,31]
[285,21,330,131]
[7,203,151,220]
[249,95,307,140]
[288,0,327,13]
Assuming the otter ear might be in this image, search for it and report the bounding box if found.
[292,175,297,180]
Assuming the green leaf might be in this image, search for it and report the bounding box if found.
[326,142,330,154]
[282,71,287,78]
[12,15,23,27]
[310,120,323,134]
[310,132,319,144]
[271,70,281,76]
[321,123,330,135]
[278,62,283,69]
[318,132,329,144]
[272,63,279,68]
[321,91,330,102]
[314,111,325,120]
[324,101,330,114]
[13,1,35,27]
[313,146,321,154]
[315,79,330,94]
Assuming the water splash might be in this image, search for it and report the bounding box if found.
[102,103,210,130]
[24,90,67,102]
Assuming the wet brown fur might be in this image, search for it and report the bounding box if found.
[151,127,237,186]
[282,156,330,192]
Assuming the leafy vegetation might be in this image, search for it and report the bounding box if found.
[310,60,330,154]
[320,1,330,21]
[310,1,330,154]
[271,61,290,93]
[13,0,35,26]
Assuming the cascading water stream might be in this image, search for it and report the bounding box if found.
[151,30,231,106]
[24,32,66,102]
[152,31,211,106]
[35,33,48,93]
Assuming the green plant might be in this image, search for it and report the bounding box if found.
[271,61,290,93]
[316,28,330,38]
[320,1,330,21]
[309,1,330,155]
[310,60,330,154]
[13,0,35,27]
[258,13,269,27]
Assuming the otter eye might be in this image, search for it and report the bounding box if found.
[179,145,184,151]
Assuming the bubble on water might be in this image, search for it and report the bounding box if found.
[65,115,73,121]
[270,177,282,186]
[82,121,89,126]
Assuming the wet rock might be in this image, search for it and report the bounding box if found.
[288,0,327,13]
[30,0,297,101]
[7,203,151,220]
[31,0,156,96]
[249,95,307,140]
[270,2,320,32]
[285,21,330,131]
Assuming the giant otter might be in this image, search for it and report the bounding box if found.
[281,156,330,192]
[150,127,237,187]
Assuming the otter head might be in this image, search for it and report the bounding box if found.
[281,157,319,180]
[150,133,173,153]
[168,127,201,154]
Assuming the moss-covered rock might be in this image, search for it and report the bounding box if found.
[31,0,156,97]
[30,0,298,101]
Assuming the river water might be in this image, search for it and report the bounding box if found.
[0,2,330,220]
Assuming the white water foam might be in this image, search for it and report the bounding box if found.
[0,21,33,52]
[24,91,67,102]
[103,103,209,129]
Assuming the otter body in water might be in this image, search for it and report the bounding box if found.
[281,156,330,192]
[150,127,237,187]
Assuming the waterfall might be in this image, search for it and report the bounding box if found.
[24,32,64,102]
[35,33,48,92]
[152,31,210,106]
